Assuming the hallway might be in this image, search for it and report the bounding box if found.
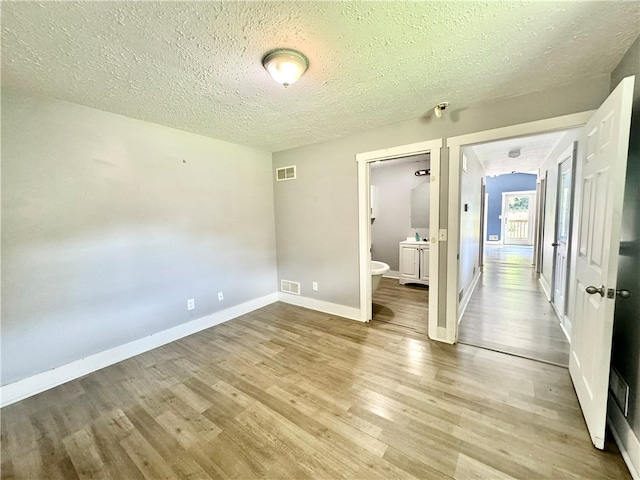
[457,245,570,366]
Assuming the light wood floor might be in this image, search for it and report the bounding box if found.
[372,277,429,334]
[1,301,628,479]
[458,245,571,366]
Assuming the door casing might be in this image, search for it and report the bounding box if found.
[501,190,537,246]
[446,111,594,343]
[550,144,577,334]
[356,139,443,340]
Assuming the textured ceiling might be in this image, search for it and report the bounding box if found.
[2,1,638,152]
[469,131,567,177]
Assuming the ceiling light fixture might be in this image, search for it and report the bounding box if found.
[434,101,449,118]
[262,49,309,88]
[508,148,522,158]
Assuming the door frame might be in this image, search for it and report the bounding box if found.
[445,112,594,341]
[356,139,443,340]
[479,181,486,268]
[535,173,547,273]
[550,144,577,330]
[500,190,537,246]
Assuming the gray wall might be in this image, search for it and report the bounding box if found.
[370,158,430,272]
[272,75,611,311]
[1,90,277,385]
[610,35,640,444]
[458,148,484,304]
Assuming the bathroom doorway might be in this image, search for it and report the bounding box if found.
[369,155,431,333]
[356,139,443,341]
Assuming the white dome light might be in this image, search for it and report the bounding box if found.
[262,49,309,88]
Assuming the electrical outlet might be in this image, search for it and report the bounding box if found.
[218,291,224,301]
[312,282,318,291]
[187,298,195,310]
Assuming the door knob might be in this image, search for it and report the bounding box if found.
[616,289,631,299]
[551,242,559,247]
[586,285,605,297]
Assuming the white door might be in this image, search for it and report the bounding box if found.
[552,150,575,318]
[502,191,536,245]
[570,76,634,450]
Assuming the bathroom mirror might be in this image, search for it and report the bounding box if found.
[411,182,429,228]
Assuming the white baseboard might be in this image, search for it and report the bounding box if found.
[539,274,552,301]
[383,270,400,279]
[0,293,279,408]
[608,394,640,480]
[560,316,572,342]
[458,270,481,324]
[278,292,363,322]
[485,240,502,245]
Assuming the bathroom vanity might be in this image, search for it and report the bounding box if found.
[399,240,429,286]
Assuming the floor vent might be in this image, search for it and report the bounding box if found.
[276,166,296,181]
[281,279,301,295]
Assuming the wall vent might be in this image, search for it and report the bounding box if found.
[280,279,301,295]
[489,235,499,241]
[610,367,629,416]
[276,166,296,181]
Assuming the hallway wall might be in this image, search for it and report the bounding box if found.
[458,148,484,307]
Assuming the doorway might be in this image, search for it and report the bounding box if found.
[456,130,577,366]
[356,139,443,340]
[550,145,577,334]
[502,191,536,245]
[369,155,431,333]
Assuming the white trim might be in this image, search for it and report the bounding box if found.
[447,143,462,343]
[559,319,572,343]
[428,141,442,341]
[278,292,362,322]
[539,273,553,301]
[446,111,594,149]
[484,240,502,245]
[446,111,594,343]
[458,269,481,324]
[356,139,444,341]
[383,271,400,279]
[500,190,537,246]
[0,293,279,408]
[608,394,640,480]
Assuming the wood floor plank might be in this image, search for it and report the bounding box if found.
[0,299,630,479]
[457,245,570,366]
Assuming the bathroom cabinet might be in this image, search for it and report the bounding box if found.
[399,241,429,286]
